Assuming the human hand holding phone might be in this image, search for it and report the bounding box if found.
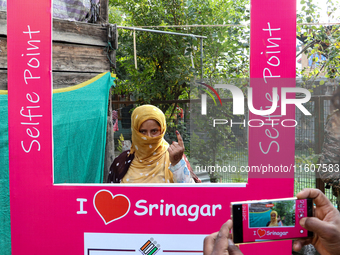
[231,197,313,244]
[293,188,340,255]
[203,220,243,255]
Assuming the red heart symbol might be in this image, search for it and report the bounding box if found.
[94,190,130,224]
[257,228,266,238]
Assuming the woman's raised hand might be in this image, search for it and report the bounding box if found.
[168,131,185,166]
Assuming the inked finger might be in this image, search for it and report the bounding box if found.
[176,131,184,147]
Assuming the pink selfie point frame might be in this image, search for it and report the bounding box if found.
[7,0,296,254]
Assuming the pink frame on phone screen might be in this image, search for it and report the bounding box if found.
[7,0,298,254]
[242,199,309,243]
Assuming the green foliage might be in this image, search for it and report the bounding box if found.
[109,0,250,119]
[295,150,320,166]
[272,200,296,226]
[108,6,124,25]
[190,103,237,182]
[117,133,125,153]
[297,0,340,87]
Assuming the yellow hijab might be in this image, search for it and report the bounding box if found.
[121,105,173,183]
[268,210,278,226]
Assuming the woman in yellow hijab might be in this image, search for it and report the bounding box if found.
[107,105,198,183]
[266,210,279,227]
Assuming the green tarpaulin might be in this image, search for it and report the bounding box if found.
[249,209,272,228]
[0,72,114,254]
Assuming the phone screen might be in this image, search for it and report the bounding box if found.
[232,198,313,243]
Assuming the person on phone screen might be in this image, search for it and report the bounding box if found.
[266,210,279,227]
[204,189,340,255]
[277,215,284,226]
[107,105,200,183]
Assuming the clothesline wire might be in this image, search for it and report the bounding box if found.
[135,22,340,28]
[117,26,207,38]
[117,26,206,80]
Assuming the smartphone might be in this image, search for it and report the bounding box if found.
[231,197,313,244]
